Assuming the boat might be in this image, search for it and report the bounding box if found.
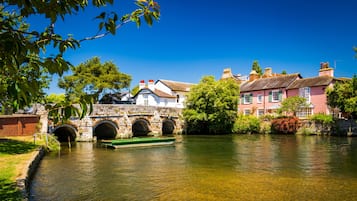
[101,137,176,149]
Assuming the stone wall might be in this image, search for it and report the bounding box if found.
[0,115,40,137]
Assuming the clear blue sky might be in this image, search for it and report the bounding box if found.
[31,0,357,94]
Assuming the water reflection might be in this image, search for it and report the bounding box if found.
[30,135,357,201]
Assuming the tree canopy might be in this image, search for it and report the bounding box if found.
[183,76,240,134]
[326,75,357,118]
[45,93,66,104]
[278,96,308,116]
[0,0,159,119]
[59,57,131,102]
[251,60,262,76]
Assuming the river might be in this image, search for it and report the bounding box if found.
[29,135,357,201]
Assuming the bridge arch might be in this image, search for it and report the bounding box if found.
[132,118,151,137]
[93,120,119,140]
[53,124,78,142]
[162,119,176,135]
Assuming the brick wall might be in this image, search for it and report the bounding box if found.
[0,115,40,137]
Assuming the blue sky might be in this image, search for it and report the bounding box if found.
[31,0,357,94]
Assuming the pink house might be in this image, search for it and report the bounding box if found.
[232,62,344,118]
[286,63,337,117]
[239,69,301,116]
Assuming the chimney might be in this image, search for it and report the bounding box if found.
[139,80,145,89]
[319,62,334,77]
[148,79,155,91]
[263,67,272,78]
[221,68,233,79]
[249,70,259,82]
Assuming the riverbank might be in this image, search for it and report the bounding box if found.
[0,136,45,200]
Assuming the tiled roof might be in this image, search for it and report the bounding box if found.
[240,74,301,92]
[287,76,334,89]
[152,89,176,98]
[133,88,176,99]
[158,79,194,92]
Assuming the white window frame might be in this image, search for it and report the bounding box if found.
[143,95,148,106]
[299,87,311,103]
[272,90,280,102]
[243,93,252,104]
[257,109,264,116]
[244,109,251,115]
[257,94,263,104]
[296,107,313,118]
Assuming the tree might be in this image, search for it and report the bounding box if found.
[326,75,357,118]
[58,57,131,102]
[0,0,159,120]
[278,96,308,116]
[46,93,66,104]
[251,60,262,76]
[131,85,140,96]
[183,76,239,134]
[281,70,287,75]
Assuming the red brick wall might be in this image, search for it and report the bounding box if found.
[0,115,40,137]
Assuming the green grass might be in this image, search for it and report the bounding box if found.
[0,137,39,201]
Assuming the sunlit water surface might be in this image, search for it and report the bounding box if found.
[30,135,357,201]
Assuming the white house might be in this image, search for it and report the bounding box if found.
[134,79,194,108]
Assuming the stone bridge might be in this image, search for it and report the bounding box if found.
[37,104,183,142]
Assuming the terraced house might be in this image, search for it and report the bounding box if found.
[223,62,344,118]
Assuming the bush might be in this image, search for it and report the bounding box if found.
[233,115,261,134]
[271,116,300,134]
[309,114,334,124]
[260,121,272,134]
[296,126,316,135]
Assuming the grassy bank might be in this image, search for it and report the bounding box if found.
[0,136,41,200]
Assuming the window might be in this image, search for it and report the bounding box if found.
[143,95,148,106]
[243,93,253,104]
[272,91,280,102]
[257,94,263,103]
[244,109,251,115]
[299,87,310,103]
[257,109,264,116]
[176,94,180,103]
[296,107,313,118]
[269,90,282,102]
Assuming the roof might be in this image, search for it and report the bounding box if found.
[287,76,334,89]
[152,89,176,98]
[134,88,176,99]
[157,79,194,92]
[240,74,301,92]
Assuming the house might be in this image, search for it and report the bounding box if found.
[239,68,301,116]
[286,62,338,118]
[134,79,194,108]
[230,62,345,118]
[99,92,134,104]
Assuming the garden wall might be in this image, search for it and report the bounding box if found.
[0,115,40,137]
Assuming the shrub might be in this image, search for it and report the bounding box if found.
[260,121,272,134]
[233,115,261,134]
[271,116,300,134]
[296,126,316,135]
[309,114,334,124]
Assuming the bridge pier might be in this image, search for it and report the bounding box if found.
[77,116,93,141]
